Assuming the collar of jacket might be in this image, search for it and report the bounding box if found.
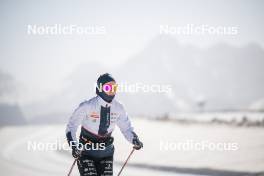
[97,95,112,107]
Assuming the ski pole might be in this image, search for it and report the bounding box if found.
[117,148,135,176]
[67,158,77,176]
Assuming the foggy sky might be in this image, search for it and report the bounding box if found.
[0,0,264,105]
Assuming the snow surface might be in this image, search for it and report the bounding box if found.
[0,118,263,176]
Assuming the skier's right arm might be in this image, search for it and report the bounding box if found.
[65,103,86,150]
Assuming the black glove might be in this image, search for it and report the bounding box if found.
[72,147,81,158]
[132,132,143,150]
[66,132,82,158]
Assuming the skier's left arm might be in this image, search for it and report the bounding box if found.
[116,105,143,150]
[65,103,86,150]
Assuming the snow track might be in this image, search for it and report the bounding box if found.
[0,118,263,176]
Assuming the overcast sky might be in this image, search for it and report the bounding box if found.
[0,0,264,104]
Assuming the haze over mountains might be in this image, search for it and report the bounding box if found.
[1,35,264,123]
[0,71,27,125]
[116,35,264,115]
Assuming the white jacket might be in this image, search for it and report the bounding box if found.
[65,96,134,144]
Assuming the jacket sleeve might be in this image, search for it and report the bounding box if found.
[65,103,87,148]
[116,104,134,144]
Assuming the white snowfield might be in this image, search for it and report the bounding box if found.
[0,118,263,176]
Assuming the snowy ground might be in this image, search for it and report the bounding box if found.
[0,118,263,176]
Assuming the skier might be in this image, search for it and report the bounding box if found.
[66,73,143,176]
